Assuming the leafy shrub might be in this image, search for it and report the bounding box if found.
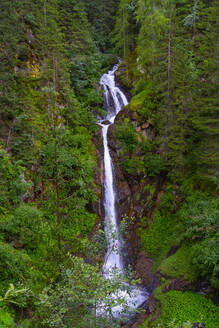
[158,243,198,282]
[0,204,45,251]
[152,290,219,328]
[0,149,29,208]
[144,154,166,177]
[184,197,219,240]
[0,308,31,328]
[0,242,38,292]
[192,237,219,288]
[0,308,14,328]
[115,119,138,153]
[124,158,144,175]
[37,256,132,327]
[180,195,219,287]
[140,210,181,268]
[130,80,157,121]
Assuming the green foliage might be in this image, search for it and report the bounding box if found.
[0,242,40,293]
[184,197,219,241]
[0,308,15,328]
[192,237,219,288]
[39,127,97,252]
[158,243,198,282]
[151,290,219,328]
[115,118,138,154]
[113,0,138,58]
[0,307,31,328]
[0,0,218,325]
[130,81,157,121]
[37,256,131,327]
[124,158,144,175]
[82,0,119,52]
[180,192,219,287]
[144,154,166,177]
[0,283,30,308]
[140,210,182,269]
[124,0,219,182]
[140,184,219,287]
[0,204,46,251]
[0,149,29,208]
[139,184,183,268]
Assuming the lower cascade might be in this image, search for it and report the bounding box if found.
[98,64,149,317]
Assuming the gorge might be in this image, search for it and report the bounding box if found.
[0,0,218,327]
[99,64,149,317]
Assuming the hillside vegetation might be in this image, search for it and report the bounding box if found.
[0,0,218,327]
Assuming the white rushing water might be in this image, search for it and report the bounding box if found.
[98,64,149,317]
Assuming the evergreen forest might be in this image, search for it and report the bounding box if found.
[0,0,218,327]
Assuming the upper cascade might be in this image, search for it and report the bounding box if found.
[100,64,128,122]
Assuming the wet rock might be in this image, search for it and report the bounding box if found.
[166,241,182,257]
[119,181,131,197]
[13,242,24,250]
[163,277,190,292]
[147,295,156,314]
[135,251,154,288]
[101,120,111,125]
[195,281,217,301]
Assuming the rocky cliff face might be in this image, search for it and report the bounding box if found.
[108,107,166,286]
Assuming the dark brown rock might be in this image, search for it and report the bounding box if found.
[101,120,111,125]
[142,122,149,129]
[119,181,131,197]
[135,251,154,288]
[163,277,190,293]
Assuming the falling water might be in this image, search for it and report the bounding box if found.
[98,64,148,317]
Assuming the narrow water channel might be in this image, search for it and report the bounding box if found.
[98,64,149,317]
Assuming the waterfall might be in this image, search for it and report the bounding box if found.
[98,64,148,317]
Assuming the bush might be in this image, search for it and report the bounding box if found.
[192,237,219,288]
[140,210,181,268]
[158,243,198,282]
[0,204,46,251]
[0,242,38,292]
[184,197,219,241]
[0,308,15,328]
[181,194,219,287]
[144,154,166,177]
[130,80,157,121]
[124,158,144,175]
[37,256,132,327]
[0,149,29,208]
[152,290,219,328]
[115,119,138,154]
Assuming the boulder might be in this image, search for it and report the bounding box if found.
[101,120,111,125]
